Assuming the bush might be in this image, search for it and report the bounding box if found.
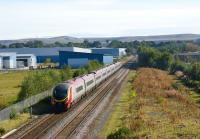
[137,47,173,70]
[107,127,138,139]
[84,60,102,73]
[10,108,17,119]
[60,65,73,81]
[73,68,87,78]
[23,107,29,113]
[18,61,102,100]
[0,127,5,136]
[18,70,62,100]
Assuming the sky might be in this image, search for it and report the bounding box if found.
[0,0,200,40]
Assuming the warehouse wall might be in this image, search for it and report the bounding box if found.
[91,48,126,57]
[68,58,88,68]
[36,55,59,63]
[103,56,113,65]
[0,57,2,69]
[59,51,104,68]
[91,48,119,57]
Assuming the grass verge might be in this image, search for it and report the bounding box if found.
[0,113,30,136]
[101,68,200,139]
[0,71,28,109]
[100,71,136,138]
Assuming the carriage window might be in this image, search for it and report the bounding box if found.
[96,76,101,80]
[87,80,94,86]
[76,86,83,92]
[103,72,106,76]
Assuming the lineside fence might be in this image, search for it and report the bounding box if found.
[0,89,52,121]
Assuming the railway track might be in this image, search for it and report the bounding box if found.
[6,59,132,139]
[55,68,130,139]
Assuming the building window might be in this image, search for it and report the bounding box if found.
[86,80,94,86]
[76,86,83,93]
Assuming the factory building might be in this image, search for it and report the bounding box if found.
[16,54,37,69]
[0,53,17,69]
[59,51,113,68]
[91,48,126,57]
[0,57,2,69]
[0,47,125,69]
[0,47,92,64]
[0,52,37,70]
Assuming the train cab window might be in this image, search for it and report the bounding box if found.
[76,86,83,93]
[96,76,101,80]
[53,84,67,100]
[87,80,94,86]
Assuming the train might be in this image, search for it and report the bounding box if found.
[51,62,122,110]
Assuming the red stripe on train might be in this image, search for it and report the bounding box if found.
[66,87,72,109]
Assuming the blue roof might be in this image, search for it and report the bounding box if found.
[0,47,73,56]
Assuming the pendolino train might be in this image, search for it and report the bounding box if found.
[51,62,122,110]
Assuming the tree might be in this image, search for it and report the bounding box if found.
[91,41,101,48]
[44,58,52,64]
[60,65,73,81]
[137,46,173,70]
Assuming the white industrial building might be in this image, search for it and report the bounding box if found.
[0,53,17,69]
[16,54,37,69]
[0,52,37,70]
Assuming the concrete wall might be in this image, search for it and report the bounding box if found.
[0,89,52,121]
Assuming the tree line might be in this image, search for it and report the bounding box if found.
[1,39,199,55]
[137,46,200,90]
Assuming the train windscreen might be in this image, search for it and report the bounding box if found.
[53,84,68,100]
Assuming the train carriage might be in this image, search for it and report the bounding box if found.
[51,62,122,111]
[94,69,103,85]
[81,73,95,94]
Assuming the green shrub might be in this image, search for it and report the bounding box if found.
[107,127,138,139]
[18,70,64,100]
[23,107,29,113]
[73,68,87,78]
[10,108,17,119]
[60,65,73,81]
[0,127,5,136]
[18,61,102,100]
[137,47,173,70]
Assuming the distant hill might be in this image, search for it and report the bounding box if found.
[1,34,200,46]
[86,34,200,43]
[0,36,84,46]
